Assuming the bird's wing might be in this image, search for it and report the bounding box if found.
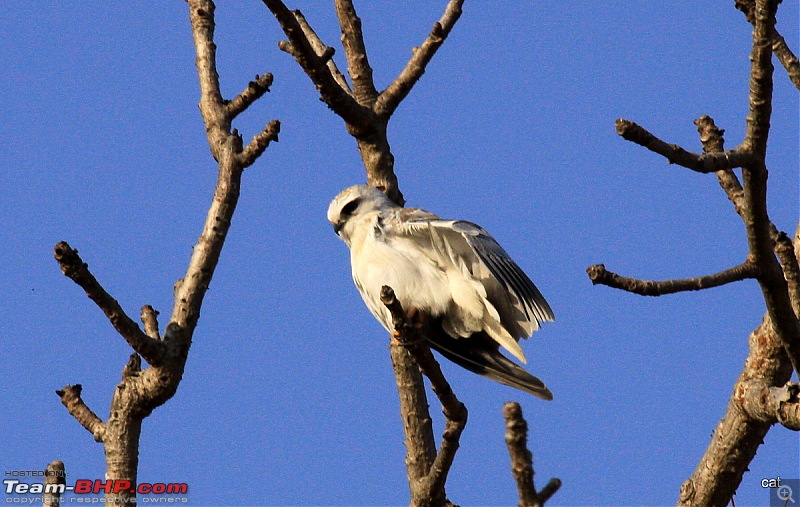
[389,210,554,339]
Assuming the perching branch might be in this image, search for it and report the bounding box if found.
[586,262,757,297]
[381,285,467,507]
[55,1,279,505]
[503,402,560,507]
[263,3,469,504]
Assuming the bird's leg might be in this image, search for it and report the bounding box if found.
[391,307,425,342]
[406,307,426,330]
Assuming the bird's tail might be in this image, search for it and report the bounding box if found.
[425,328,553,400]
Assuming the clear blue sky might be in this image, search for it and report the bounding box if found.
[2,1,798,505]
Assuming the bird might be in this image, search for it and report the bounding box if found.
[327,184,555,399]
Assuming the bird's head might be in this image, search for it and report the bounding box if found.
[327,185,397,245]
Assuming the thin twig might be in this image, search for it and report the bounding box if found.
[292,10,351,93]
[694,116,747,218]
[586,262,757,296]
[240,119,281,168]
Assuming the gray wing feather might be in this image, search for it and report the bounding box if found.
[391,212,554,338]
[448,220,554,325]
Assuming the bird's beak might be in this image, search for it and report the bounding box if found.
[333,221,344,236]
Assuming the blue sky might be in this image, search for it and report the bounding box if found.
[2,1,798,505]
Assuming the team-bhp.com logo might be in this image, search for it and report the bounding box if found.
[4,476,188,503]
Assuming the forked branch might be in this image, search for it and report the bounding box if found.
[503,402,560,507]
[263,0,466,206]
[53,242,166,366]
[735,0,800,90]
[614,119,755,173]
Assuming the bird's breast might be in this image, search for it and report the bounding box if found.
[351,232,451,327]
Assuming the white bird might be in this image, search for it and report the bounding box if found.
[327,185,555,399]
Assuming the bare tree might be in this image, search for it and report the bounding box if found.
[52,1,279,504]
[51,0,555,505]
[261,2,559,505]
[587,1,800,505]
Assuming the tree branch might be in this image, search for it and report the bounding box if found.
[54,2,279,506]
[43,460,66,507]
[140,305,161,340]
[375,0,464,118]
[53,242,166,366]
[771,30,800,90]
[264,3,472,502]
[678,316,794,507]
[774,230,800,315]
[739,380,800,430]
[262,0,371,127]
[694,115,748,219]
[696,115,800,319]
[742,0,775,156]
[240,119,281,168]
[615,119,756,173]
[738,0,800,376]
[334,0,378,104]
[292,10,352,93]
[226,73,274,120]
[55,384,106,442]
[586,262,757,296]
[174,0,278,331]
[735,0,800,90]
[381,285,466,507]
[503,402,560,507]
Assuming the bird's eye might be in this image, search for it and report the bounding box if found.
[340,198,361,217]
